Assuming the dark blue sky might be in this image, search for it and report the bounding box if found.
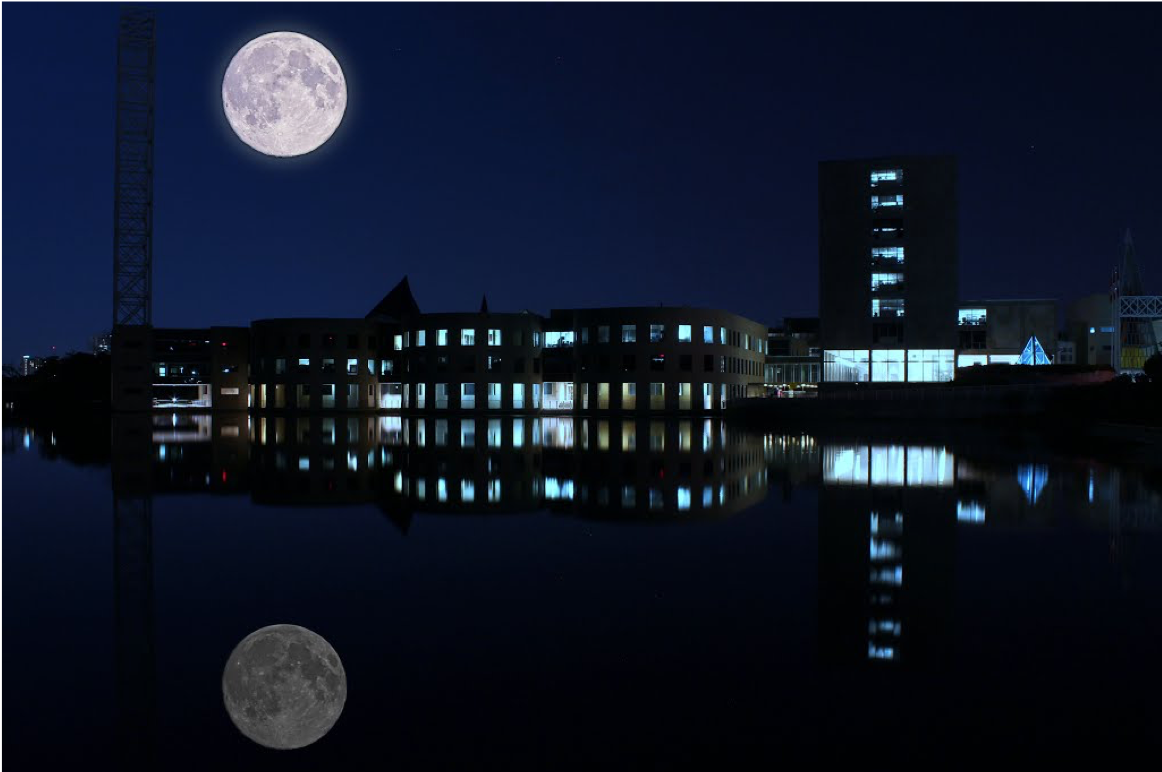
[3,2,1160,360]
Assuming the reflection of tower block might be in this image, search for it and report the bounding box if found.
[111,414,156,767]
[112,325,154,412]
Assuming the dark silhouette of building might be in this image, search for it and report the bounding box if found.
[819,155,958,383]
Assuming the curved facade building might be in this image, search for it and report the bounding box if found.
[246,279,767,414]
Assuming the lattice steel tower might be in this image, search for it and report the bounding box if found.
[113,7,156,327]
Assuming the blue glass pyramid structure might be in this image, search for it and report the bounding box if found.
[1018,335,1051,365]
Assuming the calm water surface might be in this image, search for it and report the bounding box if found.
[4,413,1161,768]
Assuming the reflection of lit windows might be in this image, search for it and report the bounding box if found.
[622,486,636,507]
[868,643,896,661]
[677,487,691,511]
[298,457,310,471]
[702,487,713,507]
[461,480,475,503]
[869,619,901,636]
[869,445,906,485]
[438,478,448,502]
[870,511,903,536]
[649,488,664,510]
[906,446,952,486]
[823,445,870,484]
[870,168,903,185]
[1017,464,1049,504]
[871,194,903,209]
[544,477,574,501]
[869,538,900,561]
[870,565,903,586]
[871,298,905,318]
[957,501,986,523]
[488,479,501,503]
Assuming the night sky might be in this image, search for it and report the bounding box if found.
[3,2,1160,360]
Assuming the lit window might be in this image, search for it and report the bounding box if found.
[393,335,403,351]
[871,273,904,292]
[437,329,448,346]
[649,382,665,410]
[870,168,903,186]
[533,331,541,348]
[871,194,904,209]
[296,357,310,373]
[678,324,692,343]
[460,382,475,409]
[650,324,665,343]
[435,383,448,409]
[823,350,870,382]
[346,358,358,375]
[488,329,501,346]
[871,349,905,382]
[703,326,714,344]
[871,298,905,318]
[545,331,574,348]
[622,382,636,409]
[871,219,904,238]
[461,329,476,346]
[719,327,727,345]
[621,324,636,343]
[871,246,905,265]
[416,330,426,346]
[958,308,987,326]
[907,349,955,382]
[367,359,374,375]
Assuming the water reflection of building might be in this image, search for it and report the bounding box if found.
[817,442,957,669]
[140,416,769,523]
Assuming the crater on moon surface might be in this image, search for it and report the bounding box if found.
[222,31,347,157]
[222,624,347,749]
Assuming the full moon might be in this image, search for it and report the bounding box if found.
[222,624,347,749]
[222,32,347,157]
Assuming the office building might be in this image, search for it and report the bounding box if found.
[764,317,821,393]
[139,278,768,413]
[819,155,958,383]
[955,298,1058,367]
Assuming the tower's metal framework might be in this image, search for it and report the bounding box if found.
[113,7,156,327]
[1111,230,1161,373]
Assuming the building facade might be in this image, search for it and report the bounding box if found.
[819,155,959,384]
[231,279,767,415]
[764,317,821,393]
[955,298,1058,367]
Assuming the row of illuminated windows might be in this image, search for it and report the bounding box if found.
[394,328,508,349]
[255,383,379,410]
[265,358,381,376]
[871,272,904,292]
[395,323,766,353]
[822,349,955,383]
[259,354,760,379]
